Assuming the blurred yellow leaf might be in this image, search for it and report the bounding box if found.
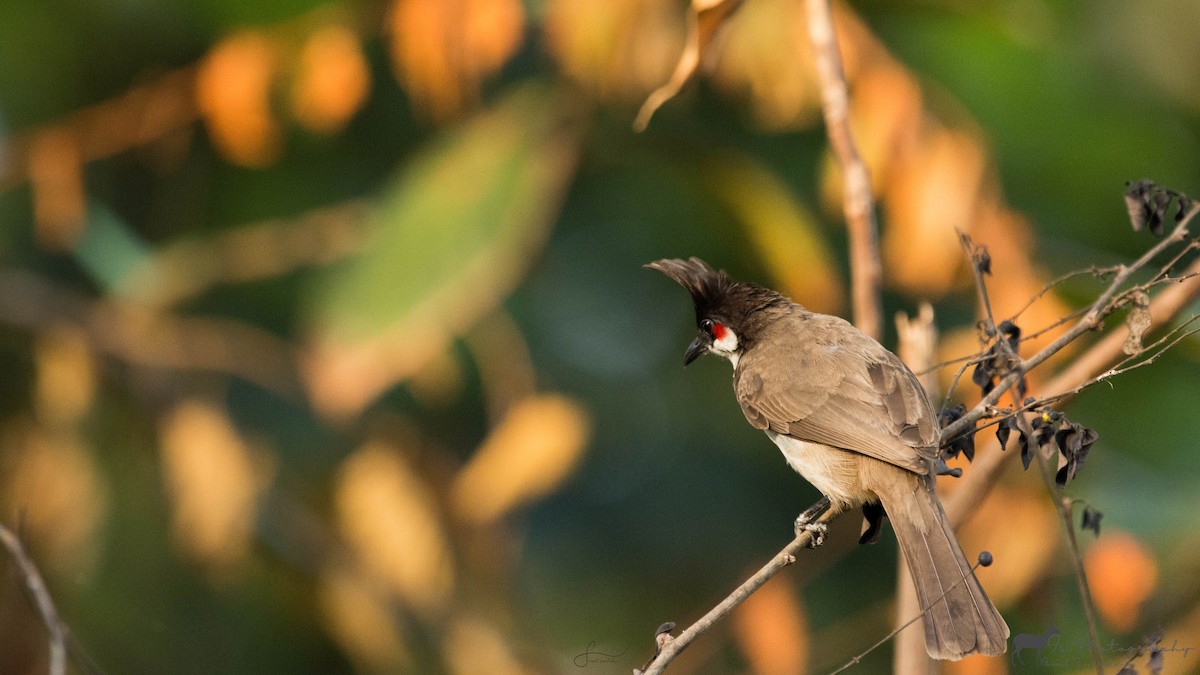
[388,0,524,121]
[451,394,589,524]
[196,31,282,167]
[634,0,744,131]
[318,565,411,673]
[731,575,807,675]
[159,400,272,573]
[34,325,95,429]
[443,615,532,675]
[1,426,107,574]
[290,24,371,134]
[304,85,581,419]
[545,0,682,103]
[703,153,843,314]
[709,0,821,130]
[335,440,455,615]
[1085,531,1158,632]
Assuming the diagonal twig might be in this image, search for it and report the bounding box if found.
[635,504,840,675]
[0,521,66,675]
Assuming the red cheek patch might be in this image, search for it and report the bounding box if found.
[712,322,727,340]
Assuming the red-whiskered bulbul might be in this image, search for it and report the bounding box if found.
[646,257,1008,660]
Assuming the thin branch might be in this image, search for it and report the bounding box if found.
[636,503,841,675]
[1048,492,1104,675]
[1025,317,1200,408]
[0,521,67,675]
[1147,239,1200,286]
[1008,266,1120,324]
[806,0,882,339]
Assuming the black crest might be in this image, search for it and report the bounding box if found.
[644,258,733,323]
[645,257,791,337]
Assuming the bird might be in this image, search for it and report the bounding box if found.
[646,256,1008,660]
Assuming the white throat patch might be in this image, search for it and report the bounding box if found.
[712,327,740,367]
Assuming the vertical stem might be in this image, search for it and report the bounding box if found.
[894,306,940,673]
[1030,449,1105,674]
[806,0,882,339]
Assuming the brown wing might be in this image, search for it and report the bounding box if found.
[735,313,938,475]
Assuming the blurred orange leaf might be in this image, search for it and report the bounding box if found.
[196,31,282,167]
[544,0,683,104]
[731,574,807,675]
[634,0,744,131]
[443,615,532,675]
[28,128,86,250]
[290,24,371,134]
[709,0,821,130]
[388,0,525,121]
[1085,531,1158,632]
[451,394,590,524]
[881,127,986,297]
[951,485,1058,606]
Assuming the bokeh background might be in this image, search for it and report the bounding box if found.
[1,0,1199,673]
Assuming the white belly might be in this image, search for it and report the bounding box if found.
[767,431,874,508]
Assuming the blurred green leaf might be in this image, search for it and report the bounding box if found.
[305,83,583,415]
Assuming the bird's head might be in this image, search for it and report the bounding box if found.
[645,257,788,367]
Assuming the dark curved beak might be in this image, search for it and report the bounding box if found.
[684,333,711,366]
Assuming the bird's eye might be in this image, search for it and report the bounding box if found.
[701,319,728,340]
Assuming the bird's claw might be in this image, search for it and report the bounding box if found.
[794,518,828,548]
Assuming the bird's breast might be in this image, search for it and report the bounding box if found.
[767,431,874,509]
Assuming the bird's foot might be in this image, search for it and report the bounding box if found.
[794,517,828,548]
[793,496,831,547]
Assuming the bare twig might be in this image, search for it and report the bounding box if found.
[0,521,67,675]
[806,0,882,340]
[636,504,841,675]
[1008,266,1120,324]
